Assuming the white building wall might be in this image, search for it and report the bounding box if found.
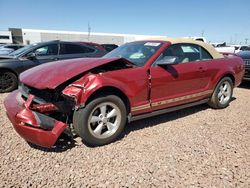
[10,28,167,45]
[22,30,41,44]
[0,31,13,44]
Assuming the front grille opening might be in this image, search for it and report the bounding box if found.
[19,83,64,103]
[19,83,75,124]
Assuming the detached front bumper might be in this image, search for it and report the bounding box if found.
[4,91,67,148]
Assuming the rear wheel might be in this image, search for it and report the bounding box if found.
[73,95,127,146]
[0,71,18,93]
[208,77,233,109]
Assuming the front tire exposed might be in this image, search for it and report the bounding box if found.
[0,71,18,93]
[73,95,127,146]
[208,77,233,109]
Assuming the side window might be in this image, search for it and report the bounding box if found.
[200,47,213,60]
[84,46,96,53]
[34,44,58,56]
[154,43,213,66]
[180,44,201,62]
[154,44,189,65]
[8,46,20,50]
[11,46,18,50]
[60,43,95,54]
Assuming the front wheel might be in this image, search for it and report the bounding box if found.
[0,71,18,93]
[208,77,233,109]
[73,95,127,146]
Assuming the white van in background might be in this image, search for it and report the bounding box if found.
[230,45,250,53]
[211,42,236,53]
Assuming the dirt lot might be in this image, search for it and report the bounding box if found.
[0,83,250,188]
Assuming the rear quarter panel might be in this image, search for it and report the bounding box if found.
[207,57,244,89]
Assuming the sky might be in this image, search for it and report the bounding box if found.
[0,0,250,44]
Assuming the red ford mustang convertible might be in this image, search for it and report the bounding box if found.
[4,38,244,147]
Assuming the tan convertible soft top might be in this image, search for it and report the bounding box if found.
[151,38,224,59]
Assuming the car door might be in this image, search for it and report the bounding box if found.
[150,43,212,111]
[32,43,59,64]
[18,43,59,73]
[58,42,97,60]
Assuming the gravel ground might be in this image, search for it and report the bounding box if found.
[0,83,250,188]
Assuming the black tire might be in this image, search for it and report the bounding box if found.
[208,77,233,109]
[0,70,18,93]
[73,95,127,146]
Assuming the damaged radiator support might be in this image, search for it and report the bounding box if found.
[19,83,76,132]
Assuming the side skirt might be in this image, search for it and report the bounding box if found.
[129,98,209,122]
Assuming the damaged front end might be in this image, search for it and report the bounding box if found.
[4,83,78,148]
[4,58,134,148]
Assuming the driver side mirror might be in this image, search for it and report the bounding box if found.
[156,56,179,66]
[26,52,37,60]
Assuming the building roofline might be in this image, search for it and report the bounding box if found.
[9,28,166,38]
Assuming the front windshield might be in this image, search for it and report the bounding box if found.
[103,41,163,66]
[8,44,35,57]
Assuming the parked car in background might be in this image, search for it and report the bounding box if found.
[101,44,119,52]
[215,46,235,53]
[211,42,236,53]
[231,45,250,53]
[4,38,244,148]
[211,43,250,54]
[0,40,107,92]
[211,42,226,47]
[81,42,107,53]
[0,44,24,55]
[237,51,250,80]
[188,37,207,43]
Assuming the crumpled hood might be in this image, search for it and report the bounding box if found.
[20,57,127,89]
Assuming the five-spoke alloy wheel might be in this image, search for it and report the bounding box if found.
[217,80,232,105]
[88,102,122,139]
[208,77,233,109]
[73,95,127,146]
